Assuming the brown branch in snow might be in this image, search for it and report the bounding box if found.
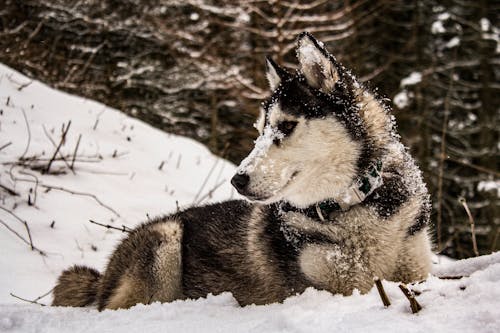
[70,134,82,170]
[10,289,53,306]
[17,80,33,91]
[45,120,72,174]
[437,275,465,280]
[0,206,35,249]
[20,108,31,159]
[458,197,479,257]
[89,219,131,233]
[374,277,391,307]
[9,172,119,216]
[18,169,39,205]
[0,141,12,151]
[398,284,422,314]
[41,184,120,217]
[0,217,45,256]
[0,182,19,196]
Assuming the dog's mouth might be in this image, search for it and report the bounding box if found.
[240,170,300,203]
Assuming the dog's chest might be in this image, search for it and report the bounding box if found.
[277,210,373,291]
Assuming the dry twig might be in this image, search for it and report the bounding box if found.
[0,206,35,249]
[0,141,12,151]
[18,170,39,205]
[45,121,72,174]
[89,219,131,233]
[41,184,120,217]
[20,108,31,159]
[458,197,479,256]
[374,277,391,307]
[399,284,422,314]
[10,288,53,306]
[0,218,45,256]
[0,183,19,196]
[70,134,82,170]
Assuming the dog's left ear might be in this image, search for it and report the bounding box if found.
[265,56,288,91]
[296,32,340,93]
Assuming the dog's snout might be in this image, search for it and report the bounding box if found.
[231,173,250,192]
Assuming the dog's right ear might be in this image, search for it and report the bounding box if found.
[265,56,288,91]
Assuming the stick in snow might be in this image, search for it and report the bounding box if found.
[458,197,479,257]
[10,288,53,306]
[374,277,391,307]
[399,284,422,314]
[89,219,132,233]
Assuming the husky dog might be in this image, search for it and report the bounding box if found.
[53,32,433,310]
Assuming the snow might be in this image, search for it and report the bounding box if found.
[0,63,237,303]
[431,21,445,34]
[400,72,422,87]
[477,180,500,197]
[189,12,199,21]
[480,18,500,53]
[480,18,491,32]
[437,12,451,21]
[236,120,282,174]
[445,37,460,49]
[1,63,500,332]
[393,90,410,109]
[1,253,500,333]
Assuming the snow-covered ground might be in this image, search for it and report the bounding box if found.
[0,63,237,302]
[1,64,500,333]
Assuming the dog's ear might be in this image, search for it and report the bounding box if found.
[265,56,288,91]
[296,32,340,93]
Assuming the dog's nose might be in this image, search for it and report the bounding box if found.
[231,173,250,191]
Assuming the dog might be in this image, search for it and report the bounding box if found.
[52,32,433,310]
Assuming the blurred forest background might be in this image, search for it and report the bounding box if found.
[0,0,498,259]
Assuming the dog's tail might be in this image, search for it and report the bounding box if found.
[52,265,101,307]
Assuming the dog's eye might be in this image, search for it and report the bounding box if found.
[277,121,298,136]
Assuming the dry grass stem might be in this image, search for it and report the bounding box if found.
[374,277,391,307]
[458,197,479,256]
[89,219,131,233]
[399,284,422,314]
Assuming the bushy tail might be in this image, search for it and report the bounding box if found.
[52,265,101,307]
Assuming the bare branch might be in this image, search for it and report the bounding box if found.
[0,217,45,256]
[0,141,12,151]
[458,197,479,256]
[20,108,31,159]
[398,284,422,314]
[70,134,82,170]
[89,219,131,233]
[0,182,19,196]
[45,120,72,174]
[374,277,391,307]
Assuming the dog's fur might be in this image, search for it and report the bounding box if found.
[52,33,433,310]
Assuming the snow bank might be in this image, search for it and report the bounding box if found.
[1,253,499,333]
[0,63,237,303]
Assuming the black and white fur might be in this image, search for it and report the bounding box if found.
[52,32,433,310]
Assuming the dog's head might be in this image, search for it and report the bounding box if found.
[232,32,383,208]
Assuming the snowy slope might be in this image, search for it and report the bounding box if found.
[0,63,237,302]
[1,64,500,333]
